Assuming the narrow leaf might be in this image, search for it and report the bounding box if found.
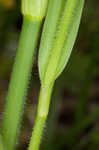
[39,0,84,87]
[39,0,66,82]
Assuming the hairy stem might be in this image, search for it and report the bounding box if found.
[28,84,53,150]
[1,16,41,150]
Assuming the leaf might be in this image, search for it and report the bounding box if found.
[39,0,84,87]
[55,0,84,78]
[39,0,66,82]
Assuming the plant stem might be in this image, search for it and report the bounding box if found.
[28,84,53,150]
[1,16,41,150]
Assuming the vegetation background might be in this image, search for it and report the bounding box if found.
[0,0,99,149]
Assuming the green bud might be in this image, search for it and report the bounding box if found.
[22,0,48,20]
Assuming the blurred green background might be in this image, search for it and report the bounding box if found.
[0,0,99,150]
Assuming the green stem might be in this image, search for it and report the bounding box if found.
[28,84,53,150]
[42,76,66,150]
[1,16,41,150]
